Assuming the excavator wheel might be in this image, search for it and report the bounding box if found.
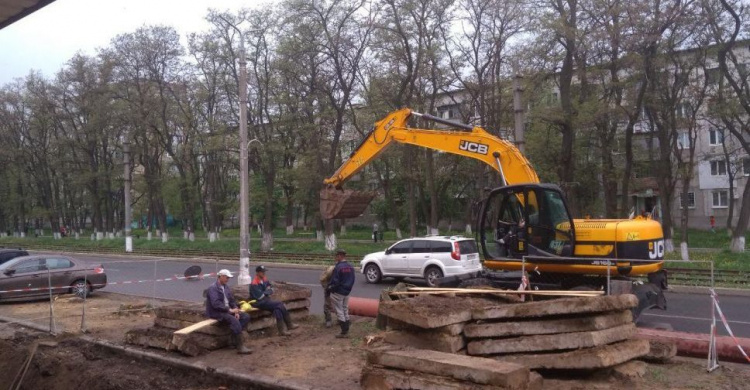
[320,186,376,220]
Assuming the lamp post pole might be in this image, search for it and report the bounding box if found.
[124,133,132,253]
[221,17,251,285]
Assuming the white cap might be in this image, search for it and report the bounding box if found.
[217,269,234,278]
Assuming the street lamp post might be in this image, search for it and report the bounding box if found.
[124,133,133,253]
[221,17,251,285]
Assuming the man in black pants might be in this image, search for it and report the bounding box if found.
[250,265,299,336]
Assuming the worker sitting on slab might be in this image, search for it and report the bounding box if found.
[250,265,299,336]
[205,269,252,354]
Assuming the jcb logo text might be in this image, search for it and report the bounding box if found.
[459,140,488,155]
[648,239,665,260]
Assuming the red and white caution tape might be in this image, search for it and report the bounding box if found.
[710,288,750,364]
[0,272,217,294]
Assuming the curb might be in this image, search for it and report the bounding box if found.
[668,285,750,297]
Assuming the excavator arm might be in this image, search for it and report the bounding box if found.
[321,108,539,219]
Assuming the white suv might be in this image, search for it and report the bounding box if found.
[360,236,482,287]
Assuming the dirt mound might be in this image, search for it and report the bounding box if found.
[0,336,248,390]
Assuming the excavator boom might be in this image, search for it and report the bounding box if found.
[321,108,538,219]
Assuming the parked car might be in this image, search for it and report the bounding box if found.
[0,255,106,301]
[0,248,29,266]
[360,236,482,287]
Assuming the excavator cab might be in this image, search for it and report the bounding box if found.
[479,184,575,260]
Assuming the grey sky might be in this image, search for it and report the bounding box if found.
[0,0,254,85]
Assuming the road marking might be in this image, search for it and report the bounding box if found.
[642,312,750,325]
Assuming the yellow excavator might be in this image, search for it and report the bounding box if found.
[321,108,667,318]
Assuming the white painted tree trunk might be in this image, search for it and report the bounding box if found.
[664,238,674,253]
[316,230,323,241]
[465,224,472,235]
[156,229,161,238]
[96,232,104,240]
[183,231,189,239]
[286,225,294,235]
[680,242,689,261]
[161,232,169,243]
[325,233,337,251]
[731,236,745,253]
[188,232,195,242]
[53,232,60,239]
[147,231,152,241]
[396,228,402,239]
[216,232,221,240]
[428,227,439,236]
[261,232,273,252]
[340,225,347,235]
[108,232,115,239]
[90,234,95,240]
[75,232,79,240]
[209,232,217,242]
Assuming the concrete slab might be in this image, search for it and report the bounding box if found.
[640,340,677,363]
[379,295,497,328]
[495,339,650,370]
[473,295,638,320]
[231,281,311,302]
[360,365,509,390]
[367,348,530,388]
[611,360,647,381]
[464,310,632,338]
[387,318,466,336]
[467,324,637,355]
[383,330,466,353]
[246,309,310,332]
[155,299,310,323]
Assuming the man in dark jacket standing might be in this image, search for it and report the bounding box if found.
[249,265,299,336]
[327,248,355,338]
[205,269,252,354]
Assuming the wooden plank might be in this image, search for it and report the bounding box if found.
[174,319,219,335]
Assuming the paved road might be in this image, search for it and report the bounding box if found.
[66,253,750,338]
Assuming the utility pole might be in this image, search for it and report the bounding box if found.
[513,74,525,154]
[124,134,132,253]
[221,16,251,285]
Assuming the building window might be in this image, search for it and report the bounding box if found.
[712,190,729,208]
[680,192,695,209]
[677,132,690,149]
[710,160,727,176]
[709,129,724,146]
[675,102,691,118]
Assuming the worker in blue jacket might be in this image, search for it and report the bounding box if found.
[327,248,355,338]
[249,265,299,336]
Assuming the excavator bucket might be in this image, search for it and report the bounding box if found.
[320,187,376,220]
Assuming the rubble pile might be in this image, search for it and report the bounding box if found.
[367,292,666,388]
[125,281,311,356]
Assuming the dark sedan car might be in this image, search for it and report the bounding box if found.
[0,248,29,266]
[0,255,107,301]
